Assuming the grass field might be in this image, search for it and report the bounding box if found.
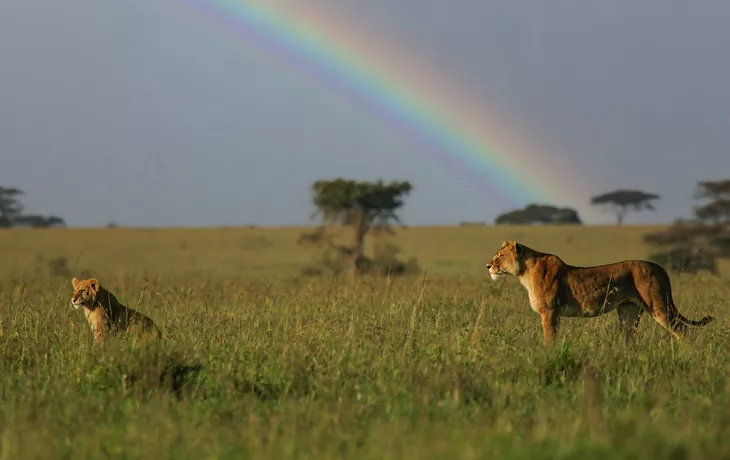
[1,225,729,459]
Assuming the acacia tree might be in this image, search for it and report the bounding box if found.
[590,189,660,225]
[310,178,413,275]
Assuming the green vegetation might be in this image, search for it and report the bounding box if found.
[1,225,729,458]
[646,179,730,274]
[306,178,414,276]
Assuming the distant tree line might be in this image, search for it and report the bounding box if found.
[9,172,728,277]
[495,204,582,225]
[294,179,675,277]
[0,186,65,228]
[492,188,662,226]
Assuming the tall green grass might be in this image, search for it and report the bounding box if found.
[0,226,728,458]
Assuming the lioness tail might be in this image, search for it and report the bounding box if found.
[679,314,714,327]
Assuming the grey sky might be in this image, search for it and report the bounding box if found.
[1,0,729,227]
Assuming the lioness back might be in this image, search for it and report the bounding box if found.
[557,259,674,317]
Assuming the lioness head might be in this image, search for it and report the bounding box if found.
[486,240,524,280]
[70,277,101,310]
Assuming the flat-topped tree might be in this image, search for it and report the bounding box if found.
[590,189,660,225]
[311,178,413,276]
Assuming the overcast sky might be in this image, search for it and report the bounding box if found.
[2,0,729,227]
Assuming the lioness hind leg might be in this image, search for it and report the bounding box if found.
[644,300,687,341]
[636,267,699,341]
[616,302,642,343]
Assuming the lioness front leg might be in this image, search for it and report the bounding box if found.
[91,322,106,343]
[540,310,560,345]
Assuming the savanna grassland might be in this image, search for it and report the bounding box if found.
[1,225,729,459]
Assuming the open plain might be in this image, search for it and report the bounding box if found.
[1,225,729,459]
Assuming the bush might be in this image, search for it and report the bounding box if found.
[648,246,718,275]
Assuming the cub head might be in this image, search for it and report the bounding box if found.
[70,277,101,309]
[486,240,524,280]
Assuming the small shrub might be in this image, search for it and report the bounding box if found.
[648,247,718,274]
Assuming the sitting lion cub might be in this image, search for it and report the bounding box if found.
[70,277,162,342]
[486,241,714,344]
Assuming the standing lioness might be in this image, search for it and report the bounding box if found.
[70,277,162,343]
[486,241,714,344]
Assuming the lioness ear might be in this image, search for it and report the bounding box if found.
[88,278,100,292]
[501,240,509,248]
[72,277,79,289]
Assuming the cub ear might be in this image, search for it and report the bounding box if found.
[88,278,100,292]
[72,277,79,289]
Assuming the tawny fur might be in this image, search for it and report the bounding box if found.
[70,277,162,343]
[486,241,714,344]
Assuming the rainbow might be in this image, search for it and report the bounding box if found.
[176,0,596,216]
